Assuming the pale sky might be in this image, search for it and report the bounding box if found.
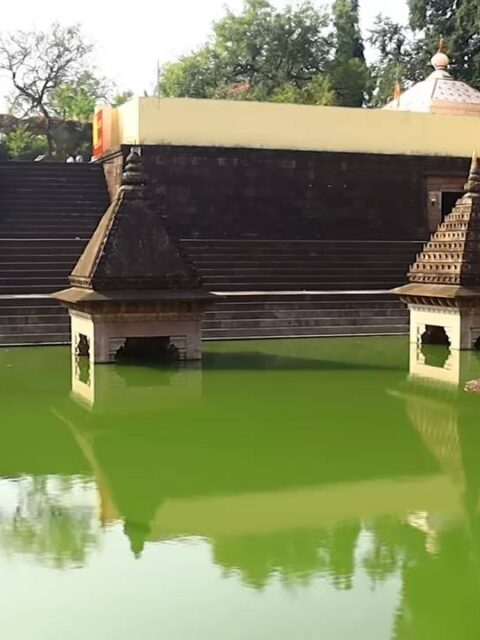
[0,0,408,108]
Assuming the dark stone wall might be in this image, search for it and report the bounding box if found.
[103,145,469,240]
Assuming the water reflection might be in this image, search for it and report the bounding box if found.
[0,476,99,568]
[409,342,480,388]
[71,353,202,408]
[2,338,480,638]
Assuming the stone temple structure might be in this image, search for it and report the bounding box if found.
[52,150,213,363]
[393,153,480,350]
[384,42,480,116]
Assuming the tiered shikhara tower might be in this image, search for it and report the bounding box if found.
[53,150,214,363]
[394,154,480,350]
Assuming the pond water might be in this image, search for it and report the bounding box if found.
[1,336,480,639]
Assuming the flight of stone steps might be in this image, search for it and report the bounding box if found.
[0,162,422,346]
[180,239,423,339]
[0,163,109,345]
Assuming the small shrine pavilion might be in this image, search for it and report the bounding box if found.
[393,154,480,350]
[52,150,214,363]
[384,42,480,117]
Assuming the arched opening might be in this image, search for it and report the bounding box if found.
[420,326,450,368]
[114,336,180,363]
[76,333,90,357]
[421,325,450,346]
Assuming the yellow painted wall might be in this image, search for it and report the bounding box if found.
[116,96,141,146]
[114,96,480,158]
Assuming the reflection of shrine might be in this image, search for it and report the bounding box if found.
[53,355,461,585]
[70,354,202,408]
[390,350,480,638]
[408,342,480,389]
[4,340,480,634]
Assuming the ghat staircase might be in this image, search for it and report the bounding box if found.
[180,239,422,340]
[0,163,422,345]
[0,163,109,344]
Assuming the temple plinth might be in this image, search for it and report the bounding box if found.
[393,154,480,350]
[52,150,214,363]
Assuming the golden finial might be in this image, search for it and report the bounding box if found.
[431,36,450,71]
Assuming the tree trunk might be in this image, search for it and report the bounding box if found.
[41,108,54,157]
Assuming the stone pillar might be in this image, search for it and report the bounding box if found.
[408,305,466,350]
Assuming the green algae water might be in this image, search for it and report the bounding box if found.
[1,336,480,639]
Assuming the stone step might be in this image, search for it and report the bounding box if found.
[0,239,88,247]
[0,235,91,242]
[0,259,78,267]
[211,300,403,311]
[201,324,408,339]
[204,307,406,320]
[0,323,69,335]
[182,241,422,250]
[0,228,98,236]
[207,284,401,292]
[0,269,74,278]
[192,258,414,266]
[0,282,67,294]
[0,333,70,345]
[1,214,102,221]
[203,276,403,285]
[0,308,66,319]
[185,249,420,259]
[200,267,407,276]
[203,315,408,329]
[1,206,108,214]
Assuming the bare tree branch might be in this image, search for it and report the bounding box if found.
[0,23,93,154]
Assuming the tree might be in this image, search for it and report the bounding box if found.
[368,1,480,106]
[111,90,135,107]
[51,71,110,123]
[367,17,419,107]
[396,1,480,88]
[4,124,48,160]
[159,0,336,105]
[0,23,93,154]
[330,0,368,106]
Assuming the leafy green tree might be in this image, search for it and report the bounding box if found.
[51,71,110,122]
[159,0,335,105]
[111,90,135,107]
[330,0,368,106]
[367,17,419,107]
[4,124,47,160]
[404,0,480,87]
[368,1,480,106]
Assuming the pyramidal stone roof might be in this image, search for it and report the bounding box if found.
[68,150,202,293]
[393,154,480,300]
[383,45,480,117]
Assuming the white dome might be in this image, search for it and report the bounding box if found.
[383,47,480,117]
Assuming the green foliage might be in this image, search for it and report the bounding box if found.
[159,0,335,105]
[4,124,47,160]
[111,90,135,107]
[369,0,480,104]
[0,23,98,153]
[271,75,337,105]
[367,17,418,107]
[330,0,368,107]
[51,71,109,122]
[160,48,221,98]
